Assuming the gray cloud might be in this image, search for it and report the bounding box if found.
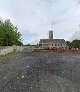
[0,0,80,44]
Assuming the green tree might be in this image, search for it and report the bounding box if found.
[0,18,22,46]
[71,39,80,49]
[66,41,71,49]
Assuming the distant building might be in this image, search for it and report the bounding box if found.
[39,30,67,49]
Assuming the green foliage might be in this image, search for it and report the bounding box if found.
[66,40,80,49]
[0,19,23,46]
[66,41,71,49]
[71,39,80,49]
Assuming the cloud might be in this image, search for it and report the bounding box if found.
[0,0,80,44]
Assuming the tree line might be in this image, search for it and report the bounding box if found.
[66,39,80,49]
[0,18,23,46]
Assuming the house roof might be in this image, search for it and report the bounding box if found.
[39,39,66,44]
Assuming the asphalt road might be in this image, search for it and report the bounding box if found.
[0,52,80,92]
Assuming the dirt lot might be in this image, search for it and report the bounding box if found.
[0,52,80,92]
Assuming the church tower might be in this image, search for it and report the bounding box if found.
[49,30,53,40]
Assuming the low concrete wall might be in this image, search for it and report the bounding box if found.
[0,46,23,56]
[22,46,35,52]
[0,45,38,56]
[14,46,23,52]
[0,46,14,56]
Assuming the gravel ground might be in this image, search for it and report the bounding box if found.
[0,52,80,92]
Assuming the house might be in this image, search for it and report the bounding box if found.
[39,31,67,49]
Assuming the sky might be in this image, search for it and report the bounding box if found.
[0,0,80,44]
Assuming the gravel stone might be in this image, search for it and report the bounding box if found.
[0,52,80,92]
